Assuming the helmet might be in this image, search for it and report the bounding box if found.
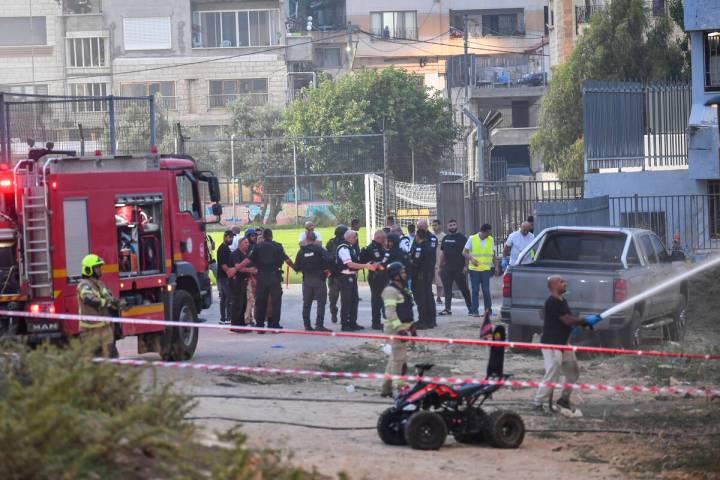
[334,224,349,238]
[81,254,105,277]
[386,261,405,281]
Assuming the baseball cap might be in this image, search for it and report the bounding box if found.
[245,227,257,237]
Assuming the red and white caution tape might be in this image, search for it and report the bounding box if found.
[96,357,720,398]
[5,309,719,361]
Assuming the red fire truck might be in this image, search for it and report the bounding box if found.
[0,145,222,360]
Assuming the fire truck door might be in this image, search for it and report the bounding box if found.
[174,173,205,272]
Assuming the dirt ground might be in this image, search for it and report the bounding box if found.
[119,269,720,479]
[143,304,719,480]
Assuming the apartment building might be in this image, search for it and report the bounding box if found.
[0,0,289,137]
[547,0,667,70]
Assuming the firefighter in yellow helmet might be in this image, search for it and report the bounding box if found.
[77,254,121,357]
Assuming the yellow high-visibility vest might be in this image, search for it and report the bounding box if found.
[469,234,494,271]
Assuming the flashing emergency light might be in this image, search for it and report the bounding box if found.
[0,179,12,188]
[48,305,56,314]
[51,181,58,189]
[29,304,40,314]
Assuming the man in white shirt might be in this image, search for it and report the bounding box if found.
[502,221,534,269]
[298,221,322,246]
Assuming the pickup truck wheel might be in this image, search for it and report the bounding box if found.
[664,298,687,343]
[619,310,642,348]
[508,325,532,344]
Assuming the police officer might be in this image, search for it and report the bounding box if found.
[241,228,295,329]
[77,254,122,357]
[295,231,332,332]
[325,224,348,324]
[381,261,415,397]
[243,228,258,326]
[336,229,376,331]
[409,229,435,329]
[415,220,437,328]
[360,230,387,330]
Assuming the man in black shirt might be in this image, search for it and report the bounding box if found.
[216,230,235,325]
[438,219,472,315]
[229,236,257,330]
[532,275,601,413]
[359,230,387,330]
[295,231,332,332]
[385,233,409,268]
[242,228,295,329]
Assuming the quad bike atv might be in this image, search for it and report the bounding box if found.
[377,325,525,450]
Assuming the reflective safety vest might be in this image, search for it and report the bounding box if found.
[468,234,495,272]
[76,277,115,330]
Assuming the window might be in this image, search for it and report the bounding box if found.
[0,17,46,46]
[639,235,657,264]
[0,84,48,97]
[544,7,549,35]
[116,196,165,276]
[208,79,268,108]
[123,17,171,51]
[191,9,280,48]
[709,181,720,238]
[705,31,720,91]
[511,101,529,128]
[370,11,417,40]
[176,175,199,219]
[535,232,627,264]
[483,14,518,36]
[120,81,176,110]
[63,199,89,280]
[626,241,641,266]
[69,83,107,112]
[650,235,669,263]
[316,47,342,68]
[67,37,106,68]
[63,0,102,15]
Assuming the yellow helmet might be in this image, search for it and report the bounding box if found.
[81,254,105,277]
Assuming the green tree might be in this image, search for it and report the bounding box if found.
[530,0,688,179]
[224,98,288,224]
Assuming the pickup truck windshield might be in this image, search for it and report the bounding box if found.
[531,232,627,266]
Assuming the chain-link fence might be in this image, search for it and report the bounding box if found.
[0,93,156,164]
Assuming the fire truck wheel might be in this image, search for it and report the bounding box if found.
[161,290,199,361]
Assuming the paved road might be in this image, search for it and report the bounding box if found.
[118,277,504,366]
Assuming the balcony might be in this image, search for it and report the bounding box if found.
[286,0,346,34]
[369,27,418,41]
[447,55,547,97]
[208,93,268,109]
[63,0,102,15]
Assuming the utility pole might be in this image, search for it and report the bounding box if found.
[293,142,300,225]
[464,14,469,104]
[382,118,390,217]
[230,134,236,222]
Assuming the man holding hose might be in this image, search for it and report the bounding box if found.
[532,275,601,413]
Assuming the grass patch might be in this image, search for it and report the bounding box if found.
[209,227,367,284]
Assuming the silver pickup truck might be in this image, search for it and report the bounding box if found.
[500,227,687,348]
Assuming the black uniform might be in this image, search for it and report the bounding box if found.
[409,240,436,328]
[247,240,290,328]
[295,243,332,329]
[216,242,233,323]
[440,232,472,313]
[325,236,343,323]
[385,245,410,268]
[336,242,362,330]
[412,232,438,328]
[360,240,387,329]
[229,249,249,327]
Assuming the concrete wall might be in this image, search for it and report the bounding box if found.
[683,0,720,31]
[585,170,705,197]
[0,0,65,95]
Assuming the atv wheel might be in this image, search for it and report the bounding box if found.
[377,408,407,445]
[161,290,199,361]
[404,411,447,450]
[484,410,525,449]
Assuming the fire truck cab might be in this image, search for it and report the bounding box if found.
[0,147,222,360]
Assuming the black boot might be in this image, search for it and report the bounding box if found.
[315,322,331,332]
[303,319,314,331]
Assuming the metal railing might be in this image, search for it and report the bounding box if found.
[370,27,418,40]
[583,81,691,172]
[446,55,545,90]
[207,93,268,108]
[609,194,720,253]
[0,93,156,163]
